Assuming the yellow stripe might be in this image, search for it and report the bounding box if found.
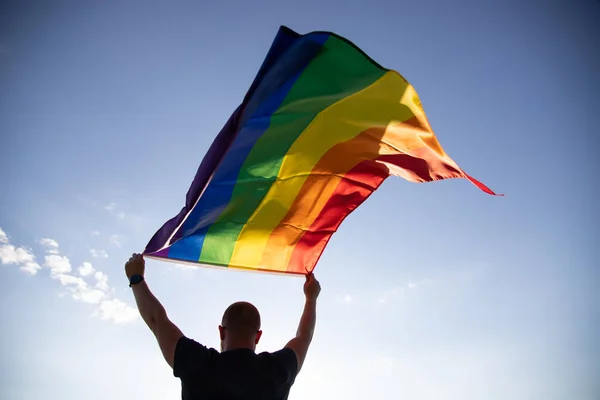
[400,84,444,157]
[229,71,415,270]
[259,82,458,271]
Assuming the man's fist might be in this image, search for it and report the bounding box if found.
[125,253,145,279]
[304,273,321,301]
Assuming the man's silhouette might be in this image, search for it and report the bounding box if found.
[125,253,321,399]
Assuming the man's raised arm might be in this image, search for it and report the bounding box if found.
[126,253,183,368]
[285,273,321,373]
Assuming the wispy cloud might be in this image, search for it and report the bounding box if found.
[44,254,72,277]
[109,234,123,248]
[0,228,41,275]
[104,202,127,221]
[40,238,72,278]
[1,227,138,324]
[80,198,138,223]
[94,271,109,292]
[91,230,100,236]
[72,285,106,305]
[20,262,40,275]
[39,238,59,254]
[78,261,96,277]
[54,273,106,304]
[377,279,432,305]
[40,241,136,323]
[89,248,109,258]
[94,298,139,324]
[333,293,355,305]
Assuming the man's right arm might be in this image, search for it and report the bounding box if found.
[284,273,321,373]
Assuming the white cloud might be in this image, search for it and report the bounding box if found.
[38,244,108,306]
[0,228,135,324]
[55,273,86,287]
[52,259,123,310]
[72,285,106,304]
[89,248,109,258]
[78,262,96,277]
[54,272,106,304]
[0,233,41,275]
[334,293,354,304]
[376,279,432,305]
[39,238,59,254]
[1,244,36,264]
[104,202,127,220]
[94,271,109,292]
[44,254,72,277]
[91,230,100,236]
[20,261,42,275]
[109,234,123,247]
[49,257,116,311]
[95,299,138,324]
[405,279,432,290]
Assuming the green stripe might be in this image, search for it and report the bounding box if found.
[199,35,387,266]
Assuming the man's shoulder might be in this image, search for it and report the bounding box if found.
[258,347,297,360]
[176,336,219,355]
[173,336,219,378]
[258,348,298,380]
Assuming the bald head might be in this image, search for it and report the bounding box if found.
[221,301,261,335]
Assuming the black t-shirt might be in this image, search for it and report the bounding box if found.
[173,336,298,400]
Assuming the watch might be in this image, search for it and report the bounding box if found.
[129,274,144,287]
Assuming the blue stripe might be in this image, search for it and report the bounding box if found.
[167,33,329,262]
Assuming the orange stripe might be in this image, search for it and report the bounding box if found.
[286,159,389,274]
[285,143,474,274]
[259,116,434,270]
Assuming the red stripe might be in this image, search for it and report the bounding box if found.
[286,159,389,274]
[286,149,499,274]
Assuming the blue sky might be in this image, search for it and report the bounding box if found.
[1,1,598,399]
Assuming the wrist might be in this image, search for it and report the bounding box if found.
[129,274,145,287]
[305,296,318,304]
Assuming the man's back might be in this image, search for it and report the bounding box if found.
[124,255,320,399]
[174,337,298,400]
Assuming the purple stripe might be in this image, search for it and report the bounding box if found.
[143,106,241,254]
[144,26,311,255]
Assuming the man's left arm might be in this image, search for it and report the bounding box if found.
[126,253,183,369]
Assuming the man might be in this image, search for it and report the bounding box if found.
[125,253,321,399]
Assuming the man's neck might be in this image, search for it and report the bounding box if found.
[222,341,255,352]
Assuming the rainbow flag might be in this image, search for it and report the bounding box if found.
[144,26,497,275]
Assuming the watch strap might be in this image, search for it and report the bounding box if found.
[129,274,144,287]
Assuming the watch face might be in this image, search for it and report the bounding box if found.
[130,275,142,284]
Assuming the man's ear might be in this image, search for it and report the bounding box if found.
[219,325,226,341]
[255,330,263,344]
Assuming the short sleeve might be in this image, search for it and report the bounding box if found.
[271,348,298,386]
[173,336,210,378]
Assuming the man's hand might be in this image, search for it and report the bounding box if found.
[304,273,321,301]
[125,253,145,279]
